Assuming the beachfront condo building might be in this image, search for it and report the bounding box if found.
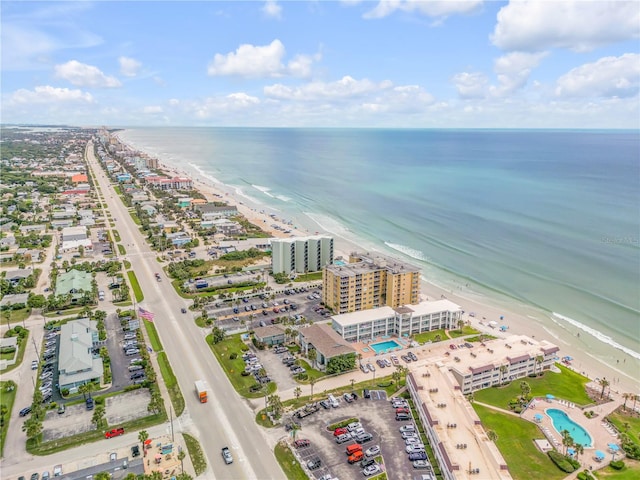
[323,252,420,314]
[331,299,462,342]
[271,235,334,275]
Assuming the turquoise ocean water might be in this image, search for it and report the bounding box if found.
[117,128,640,370]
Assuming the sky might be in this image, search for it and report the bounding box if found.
[1,0,639,128]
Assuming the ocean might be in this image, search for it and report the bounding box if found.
[117,127,640,372]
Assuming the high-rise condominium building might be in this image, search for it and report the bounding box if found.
[323,252,420,314]
[271,235,334,275]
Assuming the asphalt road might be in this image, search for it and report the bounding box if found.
[84,142,285,479]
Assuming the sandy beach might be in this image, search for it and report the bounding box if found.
[157,161,639,395]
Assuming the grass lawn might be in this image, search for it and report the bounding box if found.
[595,459,640,479]
[412,329,448,344]
[183,433,207,476]
[113,230,121,242]
[1,329,29,374]
[608,410,640,445]
[157,352,185,417]
[113,185,122,195]
[123,260,131,269]
[130,211,142,225]
[0,381,17,456]
[474,364,592,407]
[294,272,322,282]
[127,270,144,302]
[274,440,307,480]
[448,325,481,338]
[294,359,327,383]
[473,403,564,480]
[206,334,277,398]
[117,244,126,255]
[143,318,163,352]
[1,307,31,326]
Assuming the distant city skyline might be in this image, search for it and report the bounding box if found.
[1,1,638,128]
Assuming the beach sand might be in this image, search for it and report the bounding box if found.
[158,161,639,395]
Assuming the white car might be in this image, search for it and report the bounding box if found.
[402,431,418,439]
[406,444,426,454]
[365,445,381,457]
[363,464,381,476]
[405,437,420,445]
[399,424,416,433]
[347,421,362,432]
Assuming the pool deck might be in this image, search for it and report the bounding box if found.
[520,392,623,467]
[351,336,413,359]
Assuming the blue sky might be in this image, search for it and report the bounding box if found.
[1,1,639,128]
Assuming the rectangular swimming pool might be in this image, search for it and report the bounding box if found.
[370,339,402,353]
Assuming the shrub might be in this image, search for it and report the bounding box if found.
[610,460,625,470]
[229,352,238,360]
[548,451,575,473]
[577,470,595,480]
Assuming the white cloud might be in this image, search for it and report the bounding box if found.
[190,93,262,119]
[208,40,319,78]
[8,85,94,104]
[555,53,640,98]
[264,76,389,100]
[262,1,282,19]
[452,71,488,98]
[54,60,121,88]
[143,106,164,114]
[119,56,142,77]
[490,51,547,96]
[492,1,640,52]
[363,0,482,19]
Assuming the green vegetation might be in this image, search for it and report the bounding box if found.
[113,230,121,242]
[123,260,132,269]
[183,433,206,476]
[467,334,498,342]
[275,441,307,480]
[608,411,640,446]
[473,403,564,480]
[113,185,122,195]
[219,247,266,262]
[595,459,640,479]
[328,417,359,431]
[294,272,323,282]
[474,364,592,407]
[143,319,163,352]
[206,333,277,398]
[293,359,326,382]
[127,271,144,302]
[130,211,142,225]
[1,327,29,374]
[412,329,447,344]
[157,352,185,417]
[0,381,17,455]
[117,244,126,255]
[1,307,31,326]
[448,325,480,338]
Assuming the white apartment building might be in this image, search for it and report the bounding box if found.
[271,235,334,275]
[331,299,463,342]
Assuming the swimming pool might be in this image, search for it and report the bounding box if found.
[546,408,593,447]
[370,339,402,353]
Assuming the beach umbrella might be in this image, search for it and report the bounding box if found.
[595,450,605,459]
[546,394,555,399]
[608,443,620,451]
[500,315,504,320]
[534,414,543,422]
[144,439,153,445]
[567,448,575,456]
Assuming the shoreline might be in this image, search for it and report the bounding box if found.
[116,132,639,394]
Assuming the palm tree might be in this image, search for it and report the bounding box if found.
[633,394,639,412]
[561,429,573,456]
[138,430,149,456]
[178,448,186,474]
[290,422,301,442]
[622,393,631,411]
[598,377,610,399]
[308,348,318,369]
[357,353,363,367]
[350,379,356,390]
[92,404,106,429]
[535,355,544,376]
[499,365,508,384]
[293,386,302,401]
[520,381,531,399]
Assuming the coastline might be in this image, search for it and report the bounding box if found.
[116,131,639,395]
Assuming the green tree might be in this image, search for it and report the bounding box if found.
[293,387,302,401]
[211,326,226,344]
[93,472,111,480]
[138,429,149,455]
[307,348,317,369]
[561,429,574,456]
[290,422,301,442]
[268,394,283,418]
[487,429,498,442]
[599,377,610,399]
[22,416,43,443]
[520,381,531,399]
[309,377,316,401]
[27,294,46,309]
[178,448,186,474]
[92,404,106,429]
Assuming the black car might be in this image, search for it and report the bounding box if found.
[409,451,428,461]
[86,397,94,410]
[131,371,145,380]
[19,406,32,417]
[363,389,371,399]
[131,445,140,457]
[180,308,187,314]
[319,400,330,409]
[307,458,321,470]
[360,457,376,468]
[30,474,39,480]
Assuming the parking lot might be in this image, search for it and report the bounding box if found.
[285,391,426,480]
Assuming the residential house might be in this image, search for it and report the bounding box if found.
[253,325,286,346]
[55,269,93,303]
[297,323,356,371]
[58,318,104,393]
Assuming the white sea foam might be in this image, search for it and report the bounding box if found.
[231,186,263,206]
[385,242,430,263]
[189,162,222,185]
[252,184,274,197]
[275,195,292,202]
[552,312,640,360]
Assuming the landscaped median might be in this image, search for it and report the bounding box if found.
[0,381,17,455]
[127,270,144,302]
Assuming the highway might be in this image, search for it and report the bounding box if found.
[84,141,285,479]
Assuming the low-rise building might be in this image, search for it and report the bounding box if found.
[55,269,93,303]
[253,325,286,346]
[297,323,356,371]
[58,318,104,393]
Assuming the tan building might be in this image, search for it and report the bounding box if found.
[322,252,420,314]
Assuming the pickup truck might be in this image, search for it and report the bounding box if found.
[221,446,233,464]
[105,428,125,438]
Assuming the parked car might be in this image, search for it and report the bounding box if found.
[131,445,140,457]
[19,406,31,417]
[319,400,330,409]
[105,428,125,438]
[363,389,371,399]
[294,439,310,448]
[86,397,94,410]
[221,447,233,465]
[396,412,411,421]
[362,464,381,476]
[413,459,431,469]
[400,424,416,433]
[406,444,426,454]
[355,432,373,444]
[57,404,65,414]
[335,433,351,444]
[402,431,418,439]
[334,427,348,437]
[409,451,428,461]
[307,458,321,470]
[365,445,380,457]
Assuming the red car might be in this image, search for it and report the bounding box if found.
[396,407,410,414]
[294,439,310,448]
[105,428,125,438]
[333,427,348,437]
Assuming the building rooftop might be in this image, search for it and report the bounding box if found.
[331,300,462,328]
[253,325,286,339]
[299,323,356,358]
[325,251,420,277]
